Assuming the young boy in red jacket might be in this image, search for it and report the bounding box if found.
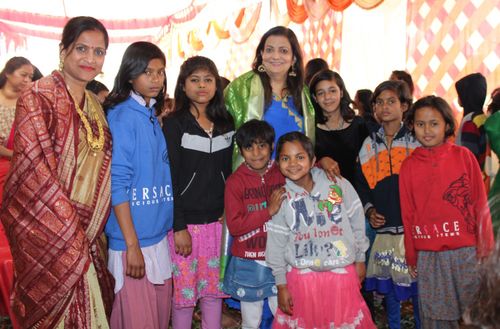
[223,119,285,329]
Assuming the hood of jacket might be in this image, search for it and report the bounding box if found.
[455,73,487,116]
[285,167,330,197]
[410,142,452,162]
[235,160,280,179]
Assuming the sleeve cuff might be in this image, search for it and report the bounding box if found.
[406,257,417,267]
[355,253,366,263]
[173,222,187,232]
[364,203,374,216]
[111,191,129,206]
[275,273,287,286]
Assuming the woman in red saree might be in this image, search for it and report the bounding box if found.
[0,57,34,205]
[0,16,114,329]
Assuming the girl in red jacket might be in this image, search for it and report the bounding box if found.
[400,95,494,328]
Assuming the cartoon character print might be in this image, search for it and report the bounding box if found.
[318,185,343,224]
[442,173,475,234]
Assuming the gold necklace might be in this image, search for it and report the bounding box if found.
[70,91,105,153]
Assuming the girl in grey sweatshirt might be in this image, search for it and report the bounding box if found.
[266,132,375,329]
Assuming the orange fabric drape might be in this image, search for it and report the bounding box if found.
[177,34,185,58]
[229,3,262,44]
[289,0,382,24]
[210,21,230,39]
[188,30,204,51]
[304,0,331,21]
[286,0,308,24]
[271,0,290,26]
[326,0,354,11]
[355,0,384,9]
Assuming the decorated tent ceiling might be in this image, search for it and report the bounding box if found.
[0,0,382,48]
[0,0,498,113]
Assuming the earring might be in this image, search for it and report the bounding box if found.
[258,64,266,73]
[289,65,297,77]
[58,56,64,71]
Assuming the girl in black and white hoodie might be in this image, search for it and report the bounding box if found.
[162,56,234,329]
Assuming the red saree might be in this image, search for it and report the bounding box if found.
[0,71,114,329]
[0,107,16,207]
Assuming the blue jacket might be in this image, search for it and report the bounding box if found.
[106,96,173,250]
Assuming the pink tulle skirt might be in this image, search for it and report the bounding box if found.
[273,265,376,329]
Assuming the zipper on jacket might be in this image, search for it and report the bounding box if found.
[385,133,410,175]
[386,140,393,175]
[376,126,411,176]
[379,133,395,175]
[181,172,196,196]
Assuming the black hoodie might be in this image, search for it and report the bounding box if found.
[455,72,487,116]
[455,73,487,169]
[163,110,235,232]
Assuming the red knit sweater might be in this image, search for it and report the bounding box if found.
[399,142,494,266]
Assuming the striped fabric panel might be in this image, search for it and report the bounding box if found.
[406,0,499,117]
[181,131,234,153]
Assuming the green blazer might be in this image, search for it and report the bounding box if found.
[224,70,316,168]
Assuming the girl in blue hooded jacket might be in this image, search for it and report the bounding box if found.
[105,41,174,329]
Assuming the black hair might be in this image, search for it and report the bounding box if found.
[220,76,231,90]
[86,79,109,94]
[173,56,234,134]
[355,89,373,116]
[0,56,32,88]
[235,119,275,150]
[104,42,166,113]
[406,95,456,138]
[276,131,314,162]
[309,69,355,124]
[305,58,328,87]
[488,88,500,114]
[252,26,305,115]
[32,65,43,81]
[390,70,414,95]
[60,16,109,53]
[372,80,412,112]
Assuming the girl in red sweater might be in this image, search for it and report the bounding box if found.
[400,95,494,328]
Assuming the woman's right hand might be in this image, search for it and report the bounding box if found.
[174,229,192,257]
[126,245,145,279]
[318,156,340,182]
[277,284,293,315]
